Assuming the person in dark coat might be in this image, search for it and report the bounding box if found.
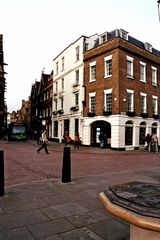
[145,133,151,152]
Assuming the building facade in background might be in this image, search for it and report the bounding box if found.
[51,34,100,142]
[30,70,53,140]
[27,29,160,150]
[83,29,160,150]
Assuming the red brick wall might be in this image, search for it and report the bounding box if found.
[84,37,160,118]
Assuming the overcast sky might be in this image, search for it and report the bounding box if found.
[0,0,160,112]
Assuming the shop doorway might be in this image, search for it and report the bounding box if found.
[125,121,133,146]
[91,120,111,148]
[139,122,146,145]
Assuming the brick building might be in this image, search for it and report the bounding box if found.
[83,29,160,150]
[30,70,53,140]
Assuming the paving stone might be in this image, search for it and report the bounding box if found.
[0,209,49,231]
[59,227,104,240]
[66,212,99,227]
[78,197,103,211]
[0,226,35,240]
[0,208,4,214]
[27,218,75,239]
[41,202,88,219]
[1,197,47,213]
[87,208,113,221]
[40,235,63,240]
[88,218,129,240]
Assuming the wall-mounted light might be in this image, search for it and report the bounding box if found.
[123,98,126,102]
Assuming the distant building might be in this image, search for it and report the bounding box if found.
[8,99,31,133]
[30,70,53,139]
[0,34,7,138]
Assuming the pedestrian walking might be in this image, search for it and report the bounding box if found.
[74,131,80,149]
[145,133,151,152]
[151,133,158,153]
[37,129,50,154]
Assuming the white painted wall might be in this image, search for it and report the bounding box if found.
[52,36,99,141]
[82,115,159,150]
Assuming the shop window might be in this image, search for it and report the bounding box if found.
[139,122,146,145]
[125,121,133,145]
[152,122,158,134]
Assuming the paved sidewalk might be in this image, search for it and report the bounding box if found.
[0,140,159,239]
[0,176,130,240]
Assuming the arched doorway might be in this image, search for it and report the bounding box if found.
[91,120,111,148]
[125,121,133,146]
[139,121,146,145]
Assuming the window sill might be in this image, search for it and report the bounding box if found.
[89,79,96,83]
[127,75,134,79]
[104,75,112,79]
[140,80,146,83]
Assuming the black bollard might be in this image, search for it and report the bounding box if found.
[62,146,71,183]
[0,150,4,196]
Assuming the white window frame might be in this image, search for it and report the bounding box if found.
[104,55,112,78]
[89,61,96,82]
[104,89,112,112]
[54,99,57,111]
[60,97,63,109]
[89,92,96,113]
[126,56,134,78]
[61,78,64,90]
[75,69,79,84]
[152,95,158,115]
[75,92,79,106]
[56,62,59,75]
[127,89,134,112]
[76,46,80,61]
[61,57,64,71]
[144,42,152,52]
[140,92,147,113]
[151,66,157,86]
[119,29,129,40]
[140,61,146,82]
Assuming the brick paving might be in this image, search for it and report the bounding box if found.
[0,140,159,239]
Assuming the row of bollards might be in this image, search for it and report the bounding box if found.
[0,150,4,196]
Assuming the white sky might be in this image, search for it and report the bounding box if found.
[0,0,160,112]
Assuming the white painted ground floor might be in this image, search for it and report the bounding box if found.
[52,114,160,150]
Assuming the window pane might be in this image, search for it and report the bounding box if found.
[127,61,132,76]
[91,65,96,80]
[90,96,95,112]
[105,93,112,111]
[127,93,132,111]
[106,60,112,76]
